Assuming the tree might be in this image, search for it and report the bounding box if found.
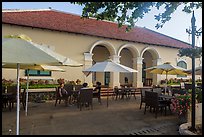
[71,2,202,31]
[178,47,202,58]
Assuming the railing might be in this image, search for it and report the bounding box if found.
[26,88,56,102]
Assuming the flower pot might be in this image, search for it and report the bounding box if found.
[178,113,188,125]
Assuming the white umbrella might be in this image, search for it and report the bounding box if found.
[83,59,138,76]
[144,62,188,94]
[3,64,65,116]
[83,59,138,107]
[2,64,65,71]
[3,37,83,67]
[2,35,82,135]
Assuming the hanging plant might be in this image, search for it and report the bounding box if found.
[178,47,202,58]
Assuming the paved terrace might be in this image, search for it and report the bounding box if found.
[2,95,180,135]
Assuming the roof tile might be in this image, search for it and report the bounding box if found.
[2,9,191,48]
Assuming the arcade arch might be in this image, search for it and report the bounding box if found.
[141,47,161,86]
[118,44,140,87]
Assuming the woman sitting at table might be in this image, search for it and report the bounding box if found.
[58,83,69,106]
[94,81,102,104]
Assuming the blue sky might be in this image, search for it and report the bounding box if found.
[2,2,202,47]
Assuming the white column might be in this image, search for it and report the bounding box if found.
[109,55,121,88]
[152,58,162,85]
[133,57,143,87]
[84,52,93,87]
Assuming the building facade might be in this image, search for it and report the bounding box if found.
[2,9,202,87]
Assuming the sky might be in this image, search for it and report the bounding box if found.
[2,2,202,47]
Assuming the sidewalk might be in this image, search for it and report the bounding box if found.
[2,95,180,135]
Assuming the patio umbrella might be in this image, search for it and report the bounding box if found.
[3,64,65,116]
[144,62,188,94]
[185,66,202,76]
[3,37,83,67]
[83,59,138,76]
[2,35,82,135]
[83,59,138,107]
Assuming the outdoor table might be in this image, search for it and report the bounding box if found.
[159,94,174,101]
[159,94,174,114]
[137,87,153,93]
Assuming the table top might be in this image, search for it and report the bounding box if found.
[159,94,174,100]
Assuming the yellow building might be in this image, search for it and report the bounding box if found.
[2,9,202,87]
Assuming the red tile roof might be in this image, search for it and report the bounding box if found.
[2,9,191,49]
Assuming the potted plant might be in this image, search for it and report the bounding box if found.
[171,94,191,125]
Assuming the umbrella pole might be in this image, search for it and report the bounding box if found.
[164,71,167,94]
[25,69,29,116]
[16,63,20,135]
[107,87,109,108]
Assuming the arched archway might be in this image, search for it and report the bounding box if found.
[88,40,117,86]
[90,40,116,56]
[118,44,140,87]
[141,47,160,59]
[118,44,140,58]
[141,47,161,86]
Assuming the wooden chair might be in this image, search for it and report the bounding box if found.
[129,87,137,100]
[139,88,152,109]
[120,86,128,100]
[77,88,93,111]
[72,85,83,104]
[144,91,167,118]
[7,85,18,111]
[112,86,120,100]
[21,88,26,110]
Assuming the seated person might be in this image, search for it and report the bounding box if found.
[79,82,90,107]
[94,81,101,91]
[58,83,69,105]
[82,82,88,89]
[59,83,68,97]
[94,81,102,104]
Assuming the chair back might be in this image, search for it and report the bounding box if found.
[79,88,93,103]
[152,88,162,95]
[145,91,159,107]
[141,88,152,96]
[64,84,73,96]
[7,85,19,95]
